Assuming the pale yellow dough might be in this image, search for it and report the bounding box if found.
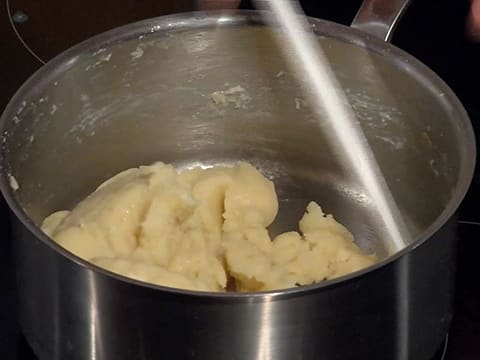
[41,162,377,292]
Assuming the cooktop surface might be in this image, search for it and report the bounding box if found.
[1,0,479,359]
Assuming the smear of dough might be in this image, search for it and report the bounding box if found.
[41,162,376,292]
[8,174,19,191]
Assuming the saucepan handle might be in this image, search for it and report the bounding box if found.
[351,0,412,42]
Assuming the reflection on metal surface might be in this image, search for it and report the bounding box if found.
[351,0,412,42]
[256,0,409,254]
[257,298,273,360]
[88,272,99,360]
[396,255,410,360]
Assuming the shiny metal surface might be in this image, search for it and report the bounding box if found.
[351,0,412,42]
[256,0,410,254]
[0,9,475,360]
[12,218,457,360]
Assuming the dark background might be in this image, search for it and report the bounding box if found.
[0,0,479,359]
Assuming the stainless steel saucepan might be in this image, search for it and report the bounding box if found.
[0,0,475,359]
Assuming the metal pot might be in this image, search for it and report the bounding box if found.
[0,0,475,359]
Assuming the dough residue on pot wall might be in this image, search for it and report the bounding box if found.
[41,162,376,292]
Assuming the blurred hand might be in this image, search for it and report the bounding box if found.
[197,0,241,10]
[468,0,480,40]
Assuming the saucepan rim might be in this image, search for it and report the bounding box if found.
[0,10,475,300]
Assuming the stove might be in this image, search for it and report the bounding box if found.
[1,0,479,359]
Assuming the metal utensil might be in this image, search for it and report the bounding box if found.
[255,0,409,253]
[0,1,475,359]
